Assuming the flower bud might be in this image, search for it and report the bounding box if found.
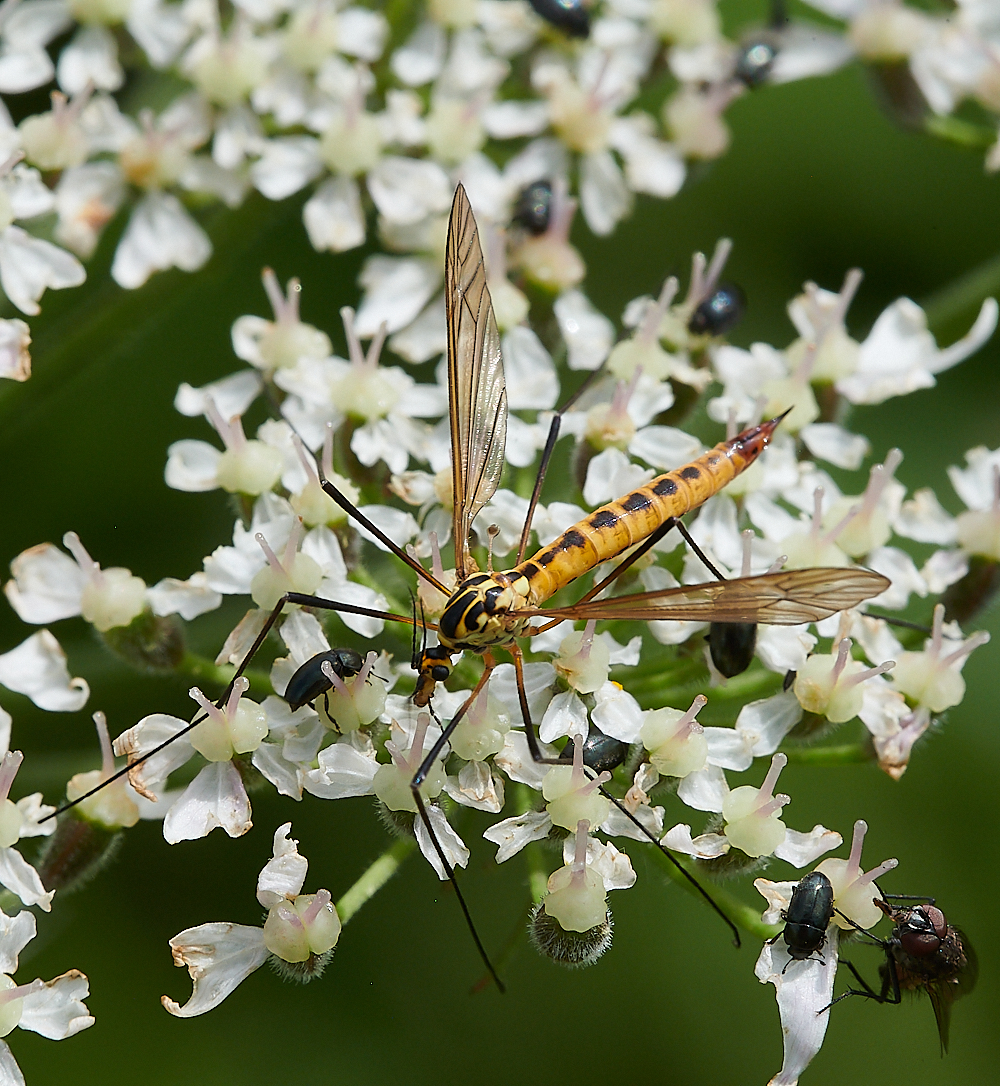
[263,890,341,963]
[722,754,789,858]
[529,902,613,967]
[319,111,383,177]
[19,108,89,171]
[372,716,446,812]
[554,622,610,694]
[189,680,269,762]
[188,36,269,106]
[794,638,894,723]
[542,737,611,832]
[216,441,284,496]
[539,821,609,934]
[282,4,341,73]
[426,100,485,165]
[641,695,708,778]
[449,684,510,762]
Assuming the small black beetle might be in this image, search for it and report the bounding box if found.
[285,648,365,712]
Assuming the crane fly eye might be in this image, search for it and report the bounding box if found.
[431,665,451,681]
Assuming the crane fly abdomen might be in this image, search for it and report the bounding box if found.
[512,414,783,606]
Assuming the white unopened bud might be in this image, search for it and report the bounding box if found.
[315,654,386,733]
[548,80,612,155]
[722,753,789,858]
[263,890,341,962]
[425,100,485,165]
[64,532,147,632]
[449,683,510,762]
[794,638,894,723]
[664,87,730,160]
[891,604,988,712]
[649,0,720,45]
[66,711,140,829]
[282,3,340,72]
[817,820,898,930]
[641,695,708,778]
[188,679,268,761]
[372,715,446,812]
[188,36,269,106]
[19,104,89,171]
[555,622,610,694]
[543,736,611,831]
[250,521,323,610]
[542,821,608,932]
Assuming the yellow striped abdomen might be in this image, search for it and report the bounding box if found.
[510,415,784,606]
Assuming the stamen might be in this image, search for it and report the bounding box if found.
[756,752,787,806]
[275,901,304,930]
[579,620,597,660]
[357,651,377,685]
[810,488,824,534]
[853,856,898,890]
[63,531,99,578]
[639,276,679,342]
[677,694,708,737]
[225,676,249,718]
[486,524,500,573]
[0,751,23,804]
[340,306,366,369]
[255,533,285,574]
[292,434,320,486]
[832,267,864,327]
[930,603,944,657]
[261,267,287,321]
[0,149,23,179]
[701,237,733,299]
[302,888,332,925]
[686,250,707,306]
[320,660,350,698]
[942,629,991,668]
[410,713,430,769]
[188,685,226,725]
[846,819,867,879]
[93,711,115,780]
[820,502,861,546]
[830,637,853,685]
[281,518,304,571]
[0,979,44,1006]
[364,320,389,368]
[726,406,738,442]
[547,178,576,242]
[843,659,895,687]
[571,819,590,884]
[755,794,790,818]
[429,531,446,583]
[766,555,786,574]
[859,450,903,519]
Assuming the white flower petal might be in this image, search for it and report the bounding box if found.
[773,826,843,868]
[175,369,263,419]
[482,98,548,138]
[703,726,753,772]
[799,423,869,470]
[483,809,551,863]
[354,255,439,337]
[493,729,557,789]
[256,822,307,906]
[502,325,559,409]
[591,681,643,743]
[367,156,451,226]
[113,713,194,797]
[337,7,388,61]
[629,425,701,471]
[390,20,445,86]
[562,835,636,891]
[755,625,816,674]
[538,689,588,744]
[111,192,211,290]
[554,290,614,371]
[753,876,796,925]
[4,542,86,624]
[735,690,804,757]
[489,662,554,728]
[162,762,252,843]
[662,823,729,859]
[251,137,321,200]
[302,175,366,252]
[755,926,839,1086]
[0,909,34,975]
[0,847,53,911]
[579,150,631,237]
[443,760,504,813]
[921,548,968,594]
[161,922,268,1017]
[56,25,123,93]
[676,764,729,812]
[0,317,30,381]
[302,734,378,799]
[164,439,222,492]
[0,226,85,316]
[19,970,93,1039]
[414,804,469,881]
[0,630,88,712]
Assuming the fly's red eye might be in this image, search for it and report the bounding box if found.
[900,929,941,958]
[925,906,948,939]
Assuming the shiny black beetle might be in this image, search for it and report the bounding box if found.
[774,871,835,965]
[284,647,366,713]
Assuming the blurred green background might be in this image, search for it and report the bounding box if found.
[0,31,997,1086]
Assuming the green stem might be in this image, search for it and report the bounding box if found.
[921,250,1000,332]
[177,653,273,695]
[779,742,872,766]
[646,845,778,941]
[336,837,416,924]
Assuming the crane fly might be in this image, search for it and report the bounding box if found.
[49,184,889,989]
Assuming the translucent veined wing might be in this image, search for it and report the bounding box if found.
[446,184,507,580]
[523,568,891,625]
[926,929,978,1054]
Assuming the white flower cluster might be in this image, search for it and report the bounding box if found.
[2,214,995,1080]
[0,0,993,389]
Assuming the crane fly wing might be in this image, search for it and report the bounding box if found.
[446,184,507,580]
[523,568,891,625]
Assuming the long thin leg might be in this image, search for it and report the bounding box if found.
[41,593,420,822]
[515,364,608,565]
[407,653,505,991]
[320,477,449,594]
[509,643,741,946]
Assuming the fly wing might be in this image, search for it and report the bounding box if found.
[523,568,890,624]
[446,184,507,579]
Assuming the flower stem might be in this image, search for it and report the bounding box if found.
[921,250,1000,332]
[646,845,778,941]
[178,652,273,695]
[336,837,416,924]
[779,742,872,766]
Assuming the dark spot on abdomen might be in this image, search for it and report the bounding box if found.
[590,510,618,529]
[560,530,587,549]
[652,476,677,496]
[680,466,701,480]
[621,491,651,512]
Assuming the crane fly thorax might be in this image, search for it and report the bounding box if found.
[437,571,532,650]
